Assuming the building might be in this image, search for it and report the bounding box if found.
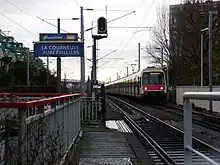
[169,0,220,57]
[169,0,220,86]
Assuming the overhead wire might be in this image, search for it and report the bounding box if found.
[117,0,155,56]
[106,0,156,69]
[3,0,70,33]
[103,0,147,69]
[73,0,80,7]
[119,0,155,53]
[0,12,37,37]
[0,23,31,47]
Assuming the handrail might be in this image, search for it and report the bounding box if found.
[0,93,81,108]
[0,93,69,97]
[183,92,220,101]
[186,145,219,165]
[183,91,220,165]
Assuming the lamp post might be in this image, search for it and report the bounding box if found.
[200,27,208,87]
[208,11,213,112]
[26,48,30,87]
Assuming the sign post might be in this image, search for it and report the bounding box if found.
[33,31,83,93]
[33,41,84,57]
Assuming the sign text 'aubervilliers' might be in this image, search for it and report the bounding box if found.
[41,45,80,55]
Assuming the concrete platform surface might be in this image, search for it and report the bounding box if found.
[78,120,135,165]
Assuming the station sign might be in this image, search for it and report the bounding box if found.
[33,42,84,57]
[39,33,78,41]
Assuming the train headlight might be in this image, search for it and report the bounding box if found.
[144,86,147,90]
[160,86,164,90]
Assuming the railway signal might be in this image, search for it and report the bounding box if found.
[97,17,107,35]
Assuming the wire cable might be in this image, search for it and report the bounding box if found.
[3,0,70,33]
[116,0,155,58]
[73,0,80,7]
[103,0,147,69]
[107,0,155,69]
[0,24,31,46]
[0,12,37,37]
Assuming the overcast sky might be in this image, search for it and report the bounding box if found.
[0,0,180,81]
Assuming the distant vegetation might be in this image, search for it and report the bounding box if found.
[0,33,56,91]
[0,60,57,91]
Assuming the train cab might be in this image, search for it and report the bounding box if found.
[141,69,167,102]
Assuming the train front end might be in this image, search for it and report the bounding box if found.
[141,70,167,103]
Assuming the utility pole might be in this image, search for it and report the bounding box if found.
[56,18,61,93]
[47,55,49,85]
[117,72,118,80]
[201,33,204,86]
[105,5,108,18]
[90,69,93,97]
[26,49,30,87]
[126,66,129,76]
[80,6,86,95]
[200,27,208,86]
[92,39,97,82]
[208,11,213,112]
[91,16,107,98]
[161,47,163,69]
[138,43,140,71]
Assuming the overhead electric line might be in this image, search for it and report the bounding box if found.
[104,0,147,68]
[73,0,80,7]
[84,11,136,32]
[0,12,37,37]
[117,0,155,58]
[3,0,70,33]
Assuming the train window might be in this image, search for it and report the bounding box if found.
[142,72,165,84]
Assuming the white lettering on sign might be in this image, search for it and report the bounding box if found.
[41,46,48,50]
[40,45,81,56]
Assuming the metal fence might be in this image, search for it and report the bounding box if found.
[183,92,220,165]
[0,93,82,165]
[80,97,101,125]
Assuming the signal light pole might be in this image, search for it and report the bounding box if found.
[91,17,108,98]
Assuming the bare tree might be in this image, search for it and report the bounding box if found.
[144,4,170,65]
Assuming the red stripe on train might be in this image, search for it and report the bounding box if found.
[143,84,165,91]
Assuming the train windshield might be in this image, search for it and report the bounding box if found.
[142,72,165,84]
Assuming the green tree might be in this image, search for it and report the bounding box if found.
[0,32,56,90]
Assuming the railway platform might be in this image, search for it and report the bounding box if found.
[76,121,135,165]
[73,120,155,165]
[72,99,155,165]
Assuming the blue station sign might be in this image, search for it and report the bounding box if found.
[39,33,78,41]
[33,42,84,57]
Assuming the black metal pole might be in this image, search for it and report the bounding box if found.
[92,38,97,98]
[101,84,106,128]
[138,43,140,71]
[93,38,97,82]
[57,18,61,93]
[208,11,213,112]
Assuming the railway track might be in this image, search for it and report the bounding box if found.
[110,95,220,132]
[165,104,220,124]
[107,95,220,165]
[151,104,220,132]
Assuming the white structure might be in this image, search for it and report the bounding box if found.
[176,86,220,113]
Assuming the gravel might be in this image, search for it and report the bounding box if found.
[111,96,220,150]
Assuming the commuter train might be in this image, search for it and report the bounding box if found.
[105,67,167,103]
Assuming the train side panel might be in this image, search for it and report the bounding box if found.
[105,67,167,103]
